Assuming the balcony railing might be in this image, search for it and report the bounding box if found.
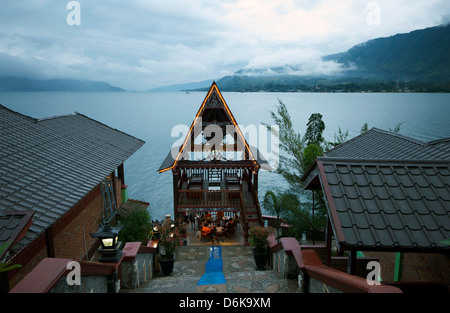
[177,189,241,208]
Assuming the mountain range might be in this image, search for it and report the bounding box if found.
[0,76,124,92]
[194,24,450,92]
[322,23,450,82]
[1,24,448,92]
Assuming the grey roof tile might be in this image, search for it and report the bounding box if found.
[0,104,144,255]
[316,157,450,251]
[324,128,450,160]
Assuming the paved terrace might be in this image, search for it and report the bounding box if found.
[121,226,297,293]
[121,244,298,293]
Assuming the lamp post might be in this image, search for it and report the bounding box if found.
[90,221,124,263]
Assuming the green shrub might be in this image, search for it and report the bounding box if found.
[117,205,152,244]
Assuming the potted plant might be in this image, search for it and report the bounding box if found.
[248,225,274,270]
[177,219,187,238]
[159,219,181,275]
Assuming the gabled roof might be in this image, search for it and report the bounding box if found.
[158,82,262,173]
[324,128,450,160]
[0,104,144,257]
[303,128,450,252]
[314,157,450,252]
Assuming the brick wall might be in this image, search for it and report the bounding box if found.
[52,189,102,260]
[8,176,124,289]
[53,176,123,260]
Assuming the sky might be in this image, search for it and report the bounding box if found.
[0,0,449,91]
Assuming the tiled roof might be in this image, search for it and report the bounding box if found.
[324,128,450,160]
[316,157,450,251]
[303,128,450,252]
[0,104,144,256]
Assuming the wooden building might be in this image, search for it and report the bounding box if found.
[159,82,271,242]
[0,105,144,290]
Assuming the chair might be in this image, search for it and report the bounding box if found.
[216,229,228,242]
[226,226,235,237]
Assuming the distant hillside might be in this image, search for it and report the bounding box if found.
[211,75,446,93]
[0,76,125,92]
[193,24,450,92]
[149,79,215,92]
[323,24,450,82]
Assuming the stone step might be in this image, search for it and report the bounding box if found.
[121,245,297,293]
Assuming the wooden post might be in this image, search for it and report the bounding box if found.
[312,190,315,245]
[326,216,332,267]
[253,169,259,193]
[118,163,125,185]
[45,226,55,258]
[347,249,356,275]
[118,163,128,202]
[111,171,117,208]
[173,168,180,220]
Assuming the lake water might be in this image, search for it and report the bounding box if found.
[1,91,449,220]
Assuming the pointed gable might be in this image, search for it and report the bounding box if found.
[158,82,260,173]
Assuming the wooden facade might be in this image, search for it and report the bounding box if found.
[159,82,269,242]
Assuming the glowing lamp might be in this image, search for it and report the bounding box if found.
[90,221,124,263]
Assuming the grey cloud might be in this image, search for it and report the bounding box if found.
[0,0,449,90]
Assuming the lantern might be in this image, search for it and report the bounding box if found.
[90,221,124,263]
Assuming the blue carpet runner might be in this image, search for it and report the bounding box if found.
[198,246,226,285]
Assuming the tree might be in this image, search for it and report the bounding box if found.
[262,190,300,242]
[326,126,349,149]
[361,122,404,134]
[265,100,333,243]
[265,99,306,191]
[283,199,327,243]
[302,143,322,174]
[304,113,325,146]
[360,122,369,133]
[388,121,404,133]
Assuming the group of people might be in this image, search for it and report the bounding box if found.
[190,211,238,240]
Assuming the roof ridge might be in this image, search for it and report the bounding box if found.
[317,156,450,165]
[370,127,428,147]
[0,104,38,123]
[428,137,450,145]
[37,112,78,121]
[38,111,145,144]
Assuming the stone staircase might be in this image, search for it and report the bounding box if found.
[122,245,297,293]
[242,205,261,228]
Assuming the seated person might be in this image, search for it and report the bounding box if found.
[205,212,212,223]
[202,223,212,235]
[225,218,234,229]
[216,225,224,234]
[198,216,205,229]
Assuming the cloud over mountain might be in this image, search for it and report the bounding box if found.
[0,1,449,90]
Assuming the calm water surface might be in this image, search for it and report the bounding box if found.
[1,91,449,220]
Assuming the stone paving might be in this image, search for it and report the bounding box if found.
[126,245,298,293]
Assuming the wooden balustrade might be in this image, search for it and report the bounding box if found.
[177,189,241,208]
